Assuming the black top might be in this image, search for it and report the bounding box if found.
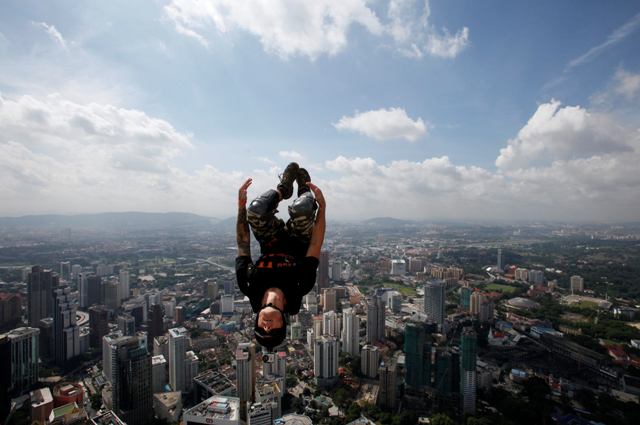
[236,254,319,315]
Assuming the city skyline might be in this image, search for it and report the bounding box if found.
[1,1,640,221]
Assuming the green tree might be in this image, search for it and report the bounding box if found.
[431,413,456,425]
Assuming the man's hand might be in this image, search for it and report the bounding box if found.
[307,182,326,212]
[238,178,252,209]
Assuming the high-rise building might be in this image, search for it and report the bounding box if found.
[460,328,477,415]
[341,308,360,357]
[460,286,472,311]
[117,313,136,336]
[435,348,456,395]
[361,345,379,378]
[221,295,234,315]
[322,288,338,313]
[390,259,406,276]
[330,261,342,282]
[366,295,385,344]
[206,281,218,300]
[182,396,241,425]
[168,327,188,393]
[53,286,80,364]
[255,379,282,420]
[528,270,545,285]
[377,360,397,410]
[314,335,338,388]
[0,293,22,330]
[152,355,167,394]
[78,273,89,308]
[570,275,585,294]
[408,257,424,274]
[0,327,40,395]
[28,266,58,327]
[497,248,503,272]
[186,350,199,392]
[70,264,82,282]
[86,274,102,307]
[89,305,110,351]
[248,402,272,425]
[514,268,528,281]
[388,292,402,313]
[103,331,124,383]
[119,270,130,301]
[322,311,341,337]
[289,321,302,340]
[403,322,426,389]
[424,280,445,325]
[103,280,121,310]
[317,251,329,291]
[109,333,152,425]
[236,342,256,423]
[148,304,165,347]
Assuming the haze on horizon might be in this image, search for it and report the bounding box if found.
[1,1,640,223]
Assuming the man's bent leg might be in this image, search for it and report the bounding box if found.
[287,191,317,244]
[248,190,286,250]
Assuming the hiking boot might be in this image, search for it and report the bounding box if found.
[296,168,311,197]
[276,162,299,200]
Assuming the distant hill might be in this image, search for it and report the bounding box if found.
[362,217,417,227]
[0,212,219,231]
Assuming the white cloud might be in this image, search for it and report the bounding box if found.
[334,107,427,141]
[32,21,68,49]
[164,0,468,60]
[495,100,633,170]
[613,69,640,99]
[278,150,304,161]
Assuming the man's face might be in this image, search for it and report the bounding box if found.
[257,306,284,332]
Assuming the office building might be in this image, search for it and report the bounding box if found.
[424,280,445,325]
[289,321,302,340]
[497,248,503,271]
[404,322,427,389]
[0,327,40,395]
[103,280,121,310]
[361,345,379,378]
[207,281,219,300]
[78,273,89,308]
[221,295,234,315]
[103,331,123,383]
[89,305,110,350]
[117,313,136,336]
[152,355,167,393]
[317,251,329,291]
[119,270,130,301]
[148,304,165,347]
[408,257,424,273]
[322,288,337,313]
[30,387,54,424]
[53,286,80,364]
[390,259,406,276]
[460,286,472,311]
[186,350,199,392]
[153,392,182,423]
[388,292,402,313]
[255,378,282,420]
[570,275,585,294]
[515,268,528,282]
[528,270,545,285]
[330,261,342,281]
[236,342,256,423]
[322,311,341,337]
[314,336,338,388]
[182,395,240,425]
[341,308,360,357]
[378,360,397,410]
[70,264,82,282]
[168,327,188,392]
[28,266,58,327]
[0,292,22,330]
[366,295,385,344]
[460,328,477,415]
[109,333,152,425]
[86,274,102,307]
[248,402,272,425]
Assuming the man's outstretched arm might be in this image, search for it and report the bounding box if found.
[305,182,326,259]
[237,178,252,257]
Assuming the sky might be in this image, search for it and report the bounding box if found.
[1,0,640,222]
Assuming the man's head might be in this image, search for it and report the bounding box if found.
[254,304,286,350]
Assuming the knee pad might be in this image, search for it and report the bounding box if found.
[288,194,317,219]
[248,190,280,217]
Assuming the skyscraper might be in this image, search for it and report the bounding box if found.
[248,402,272,425]
[86,274,102,307]
[78,273,89,308]
[570,275,585,293]
[148,304,165,345]
[497,248,503,272]
[341,308,360,357]
[322,311,341,337]
[103,331,124,383]
[460,328,477,415]
[404,322,426,389]
[103,281,121,310]
[314,335,338,388]
[366,295,385,344]
[424,280,445,325]
[28,266,58,327]
[109,333,152,425]
[0,327,40,395]
[53,286,80,364]
[117,313,136,336]
[378,360,397,410]
[361,345,380,378]
[119,269,130,301]
[236,342,256,423]
[168,327,188,393]
[322,288,337,313]
[317,251,329,291]
[89,305,110,351]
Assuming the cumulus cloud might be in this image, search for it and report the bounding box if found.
[495,100,633,170]
[613,69,640,99]
[278,150,304,161]
[164,0,468,60]
[32,21,68,49]
[334,107,427,141]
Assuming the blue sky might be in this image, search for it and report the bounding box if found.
[1,1,640,221]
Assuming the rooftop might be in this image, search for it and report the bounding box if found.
[183,396,240,422]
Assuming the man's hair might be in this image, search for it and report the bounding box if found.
[254,311,286,350]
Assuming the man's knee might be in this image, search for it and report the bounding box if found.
[288,193,317,220]
[248,190,280,218]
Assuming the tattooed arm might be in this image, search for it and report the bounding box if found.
[237,178,252,257]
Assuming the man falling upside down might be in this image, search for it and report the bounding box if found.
[236,162,326,350]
